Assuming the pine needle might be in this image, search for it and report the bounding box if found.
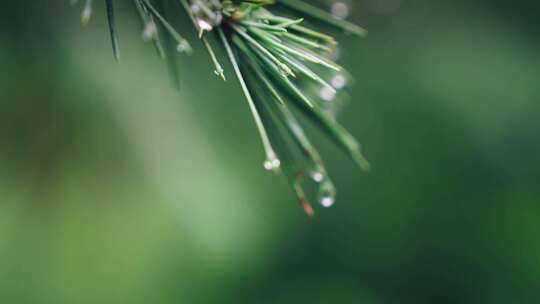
[75,0,370,215]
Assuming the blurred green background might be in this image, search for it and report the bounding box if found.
[1,1,539,303]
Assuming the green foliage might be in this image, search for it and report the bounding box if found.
[71,0,369,215]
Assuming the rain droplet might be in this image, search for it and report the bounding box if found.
[331,2,350,20]
[81,6,92,24]
[263,161,273,171]
[318,181,337,208]
[263,157,281,171]
[176,40,191,53]
[320,87,337,102]
[190,3,201,14]
[331,74,348,89]
[320,196,335,208]
[310,171,325,183]
[142,23,157,41]
[213,13,223,26]
[197,19,213,32]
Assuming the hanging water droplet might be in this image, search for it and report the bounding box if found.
[142,23,157,41]
[320,196,335,208]
[263,157,281,171]
[320,86,337,102]
[197,19,213,32]
[318,181,337,208]
[310,171,325,183]
[331,2,350,20]
[176,40,191,53]
[190,3,201,14]
[263,160,273,171]
[331,74,348,89]
[81,5,92,24]
[213,13,223,26]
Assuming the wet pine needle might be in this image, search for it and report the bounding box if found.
[72,0,369,216]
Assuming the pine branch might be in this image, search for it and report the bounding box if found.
[72,0,370,216]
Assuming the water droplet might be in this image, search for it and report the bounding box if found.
[81,6,92,24]
[263,157,281,171]
[320,196,335,208]
[318,181,336,208]
[214,65,224,75]
[310,171,325,183]
[263,160,273,171]
[331,2,350,20]
[197,19,213,32]
[213,14,223,26]
[176,41,191,53]
[320,87,337,102]
[142,23,157,41]
[331,74,348,89]
[190,4,201,14]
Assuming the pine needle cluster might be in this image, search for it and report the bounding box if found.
[72,0,369,216]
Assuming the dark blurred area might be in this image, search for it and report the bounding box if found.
[1,1,539,303]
